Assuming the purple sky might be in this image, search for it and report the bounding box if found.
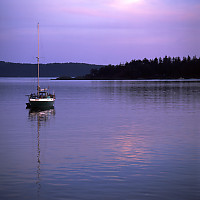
[0,0,200,65]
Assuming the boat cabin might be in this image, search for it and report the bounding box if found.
[29,88,55,99]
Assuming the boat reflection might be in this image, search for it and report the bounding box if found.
[28,108,55,123]
[28,108,55,200]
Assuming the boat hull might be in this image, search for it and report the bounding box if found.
[29,98,55,109]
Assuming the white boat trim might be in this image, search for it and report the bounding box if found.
[30,98,55,102]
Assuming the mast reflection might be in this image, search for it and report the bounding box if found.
[28,108,55,200]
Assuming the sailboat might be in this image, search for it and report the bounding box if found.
[26,23,55,110]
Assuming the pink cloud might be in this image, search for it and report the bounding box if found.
[61,7,104,18]
[46,0,200,31]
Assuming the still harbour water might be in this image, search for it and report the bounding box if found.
[0,78,199,200]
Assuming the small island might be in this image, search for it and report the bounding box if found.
[56,56,200,80]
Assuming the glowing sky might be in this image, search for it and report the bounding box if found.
[0,0,200,64]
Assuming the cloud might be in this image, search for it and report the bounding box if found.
[41,0,200,31]
[1,0,200,29]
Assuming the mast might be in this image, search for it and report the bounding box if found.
[37,23,40,96]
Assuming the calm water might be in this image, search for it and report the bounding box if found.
[0,78,199,200]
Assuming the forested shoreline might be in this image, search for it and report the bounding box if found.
[0,61,102,77]
[57,56,200,80]
[1,56,200,79]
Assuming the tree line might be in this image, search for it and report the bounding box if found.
[0,61,102,77]
[76,56,200,80]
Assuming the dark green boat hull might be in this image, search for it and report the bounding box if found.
[29,101,55,109]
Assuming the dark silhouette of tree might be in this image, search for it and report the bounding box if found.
[77,56,200,80]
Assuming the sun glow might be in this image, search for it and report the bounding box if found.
[123,0,141,4]
[110,0,143,10]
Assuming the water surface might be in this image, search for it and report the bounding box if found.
[0,78,199,200]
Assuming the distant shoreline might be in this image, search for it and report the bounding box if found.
[1,56,200,80]
[53,77,200,81]
[55,56,200,80]
[0,61,103,77]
